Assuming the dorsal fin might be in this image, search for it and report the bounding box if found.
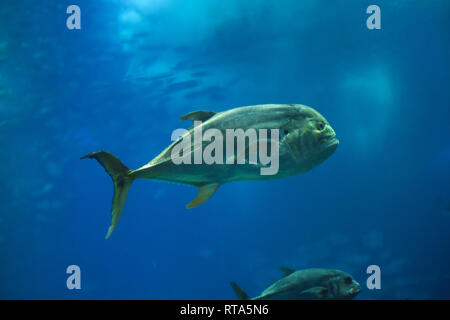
[179,110,216,122]
[186,183,220,209]
[280,267,296,277]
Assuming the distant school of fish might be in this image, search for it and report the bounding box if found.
[83,103,361,299]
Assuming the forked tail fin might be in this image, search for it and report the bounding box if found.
[81,151,134,239]
[230,282,250,300]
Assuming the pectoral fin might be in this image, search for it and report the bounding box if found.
[299,286,329,300]
[228,139,270,165]
[186,183,220,209]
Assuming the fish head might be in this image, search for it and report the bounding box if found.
[328,271,361,299]
[283,105,339,168]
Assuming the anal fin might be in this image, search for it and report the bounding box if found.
[186,183,220,209]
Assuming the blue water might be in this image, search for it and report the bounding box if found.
[0,0,449,299]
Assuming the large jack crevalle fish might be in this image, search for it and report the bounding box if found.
[82,104,338,238]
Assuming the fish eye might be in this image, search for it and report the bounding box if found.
[345,277,352,284]
[283,129,289,135]
[316,122,325,131]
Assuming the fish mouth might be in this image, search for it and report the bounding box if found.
[348,284,361,298]
[325,138,339,148]
[320,134,339,148]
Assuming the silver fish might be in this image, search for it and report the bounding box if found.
[231,267,361,300]
[82,104,338,238]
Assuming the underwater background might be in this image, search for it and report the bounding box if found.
[0,0,449,299]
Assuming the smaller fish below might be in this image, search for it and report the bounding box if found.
[231,267,361,300]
